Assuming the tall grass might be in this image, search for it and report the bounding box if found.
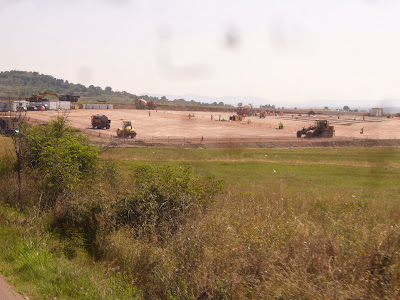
[100,183,400,299]
[1,145,400,299]
[97,147,400,298]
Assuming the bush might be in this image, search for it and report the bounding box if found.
[23,117,98,206]
[49,187,117,257]
[117,164,224,238]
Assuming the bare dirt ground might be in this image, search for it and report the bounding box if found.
[0,274,25,300]
[14,109,400,147]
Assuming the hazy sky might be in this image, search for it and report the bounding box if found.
[1,0,399,107]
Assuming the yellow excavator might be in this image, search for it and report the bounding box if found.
[26,92,80,102]
[26,92,59,102]
[116,120,136,138]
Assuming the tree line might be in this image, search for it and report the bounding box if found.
[0,70,232,107]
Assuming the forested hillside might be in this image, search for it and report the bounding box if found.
[0,70,159,102]
[0,70,232,107]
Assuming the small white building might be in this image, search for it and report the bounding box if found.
[42,100,71,110]
[0,100,27,112]
[369,108,384,117]
[83,103,113,109]
[11,100,29,112]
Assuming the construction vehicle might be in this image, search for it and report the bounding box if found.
[259,111,266,118]
[136,99,157,110]
[296,120,335,138]
[26,92,79,103]
[91,114,111,129]
[26,92,59,102]
[229,114,243,121]
[237,104,252,117]
[59,95,80,102]
[116,120,136,138]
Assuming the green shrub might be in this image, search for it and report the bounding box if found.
[23,117,98,206]
[117,164,224,237]
[50,188,116,257]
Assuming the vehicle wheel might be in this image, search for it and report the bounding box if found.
[305,132,313,138]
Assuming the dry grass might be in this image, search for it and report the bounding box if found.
[92,147,400,299]
[99,182,400,299]
[1,144,400,299]
[0,136,14,157]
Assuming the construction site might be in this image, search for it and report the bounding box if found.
[2,108,398,148]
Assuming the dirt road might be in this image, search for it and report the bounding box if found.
[0,274,25,300]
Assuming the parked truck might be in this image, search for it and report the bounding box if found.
[237,104,256,117]
[91,114,111,129]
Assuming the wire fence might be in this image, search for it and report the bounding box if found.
[92,133,400,148]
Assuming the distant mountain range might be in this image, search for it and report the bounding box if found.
[149,92,400,112]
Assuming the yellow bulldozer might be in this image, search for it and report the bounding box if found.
[116,120,136,138]
[296,120,335,138]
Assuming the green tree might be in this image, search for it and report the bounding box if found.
[343,105,350,111]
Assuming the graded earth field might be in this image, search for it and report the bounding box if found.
[19,109,400,144]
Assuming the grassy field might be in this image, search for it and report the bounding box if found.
[102,147,400,193]
[1,145,400,299]
[101,147,400,298]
